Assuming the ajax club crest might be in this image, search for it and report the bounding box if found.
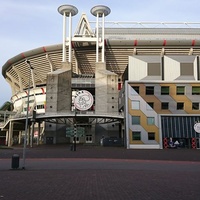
[74,90,94,111]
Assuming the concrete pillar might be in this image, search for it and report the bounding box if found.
[8,121,13,147]
[5,130,9,146]
[30,121,35,147]
[27,126,31,146]
[95,62,118,114]
[46,64,72,113]
[37,121,41,145]
[18,131,22,144]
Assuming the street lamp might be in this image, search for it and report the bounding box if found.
[22,60,34,169]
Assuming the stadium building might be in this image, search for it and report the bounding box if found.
[1,5,200,149]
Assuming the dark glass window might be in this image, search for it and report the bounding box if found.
[161,102,169,110]
[148,132,155,140]
[192,86,200,95]
[131,86,139,94]
[132,116,140,125]
[176,86,185,95]
[147,117,155,125]
[161,86,169,95]
[147,102,154,109]
[177,102,184,110]
[132,131,141,140]
[192,103,199,110]
[146,86,154,95]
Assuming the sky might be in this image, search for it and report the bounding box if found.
[1,0,200,107]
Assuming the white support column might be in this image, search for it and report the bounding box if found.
[91,5,111,63]
[58,5,78,63]
[37,121,41,145]
[102,13,105,62]
[30,121,34,147]
[63,12,67,62]
[69,12,72,63]
[96,13,99,62]
[31,68,36,89]
[17,75,23,91]
[18,131,22,144]
[27,126,31,146]
[5,130,9,146]
[8,121,13,147]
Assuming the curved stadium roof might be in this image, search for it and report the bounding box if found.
[2,16,200,93]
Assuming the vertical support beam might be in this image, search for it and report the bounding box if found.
[31,68,36,89]
[68,12,72,63]
[161,56,164,81]
[63,12,67,62]
[27,126,31,146]
[125,81,129,149]
[96,13,99,62]
[18,131,22,144]
[102,13,105,62]
[197,56,200,80]
[18,76,23,91]
[8,121,13,147]
[30,121,34,147]
[37,121,41,145]
[5,130,9,146]
[58,5,78,63]
[91,5,110,63]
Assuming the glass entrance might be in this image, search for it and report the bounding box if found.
[85,135,92,143]
[196,138,200,149]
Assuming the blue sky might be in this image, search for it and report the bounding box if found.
[1,0,200,106]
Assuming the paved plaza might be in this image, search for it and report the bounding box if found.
[0,145,200,200]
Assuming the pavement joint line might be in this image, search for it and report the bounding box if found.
[1,157,200,164]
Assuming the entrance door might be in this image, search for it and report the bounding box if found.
[196,138,200,149]
[86,135,92,143]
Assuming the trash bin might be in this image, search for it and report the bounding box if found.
[11,154,20,169]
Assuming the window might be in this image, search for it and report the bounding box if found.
[192,86,200,95]
[148,132,155,140]
[161,102,169,110]
[146,86,154,95]
[176,86,185,95]
[131,101,140,110]
[192,103,199,110]
[161,86,169,95]
[177,102,184,110]
[132,116,140,125]
[147,102,154,109]
[37,104,44,109]
[147,117,155,125]
[132,131,141,140]
[131,86,139,94]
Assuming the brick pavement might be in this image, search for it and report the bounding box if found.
[0,145,200,200]
[1,144,200,161]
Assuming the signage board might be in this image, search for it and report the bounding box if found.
[194,122,200,133]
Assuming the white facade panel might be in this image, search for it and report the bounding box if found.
[194,56,198,80]
[164,56,180,81]
[129,56,147,81]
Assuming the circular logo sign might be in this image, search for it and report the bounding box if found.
[194,122,200,133]
[74,90,94,111]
